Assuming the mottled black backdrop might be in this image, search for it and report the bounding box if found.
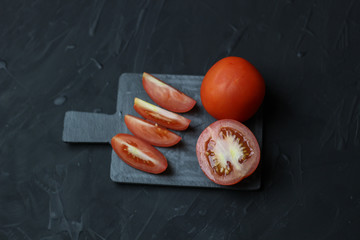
[1,0,360,239]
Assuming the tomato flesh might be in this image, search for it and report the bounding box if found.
[142,72,196,113]
[133,98,191,131]
[124,114,181,147]
[196,119,260,185]
[111,133,168,174]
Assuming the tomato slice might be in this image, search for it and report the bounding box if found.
[196,119,260,185]
[124,114,181,147]
[111,134,168,174]
[133,98,191,131]
[142,72,196,113]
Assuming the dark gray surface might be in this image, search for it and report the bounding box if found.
[1,0,360,239]
[63,73,263,190]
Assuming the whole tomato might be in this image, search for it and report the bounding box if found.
[200,57,265,122]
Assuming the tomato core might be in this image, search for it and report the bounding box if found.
[204,127,253,176]
[144,110,171,126]
[122,141,156,167]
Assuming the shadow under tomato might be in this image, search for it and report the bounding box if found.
[161,162,173,176]
[186,103,202,115]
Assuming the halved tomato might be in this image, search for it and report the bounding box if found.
[142,72,196,113]
[111,133,168,174]
[133,98,191,131]
[124,114,181,147]
[196,119,260,185]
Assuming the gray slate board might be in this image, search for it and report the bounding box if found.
[63,73,263,190]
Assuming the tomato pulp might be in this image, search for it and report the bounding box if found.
[196,119,260,185]
[133,98,191,131]
[200,56,265,122]
[124,114,181,147]
[111,133,168,174]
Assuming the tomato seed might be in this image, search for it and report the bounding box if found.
[205,127,253,176]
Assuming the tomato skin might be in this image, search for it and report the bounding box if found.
[142,72,196,113]
[133,98,191,131]
[124,115,181,147]
[111,134,168,174]
[196,119,260,185]
[200,56,265,122]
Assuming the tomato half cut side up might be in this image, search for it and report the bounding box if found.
[111,134,168,174]
[133,98,191,131]
[124,114,181,147]
[196,119,260,185]
[142,72,196,113]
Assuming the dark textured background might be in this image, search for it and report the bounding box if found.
[1,0,360,239]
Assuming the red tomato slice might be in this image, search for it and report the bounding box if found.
[124,114,181,147]
[133,98,191,131]
[196,119,260,185]
[142,72,196,113]
[111,133,168,174]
